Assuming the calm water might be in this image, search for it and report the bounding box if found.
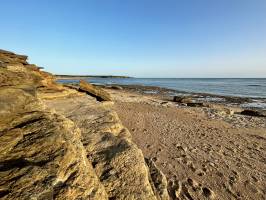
[59,78,266,98]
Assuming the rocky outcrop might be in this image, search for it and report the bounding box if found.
[43,89,168,200]
[0,49,28,66]
[0,50,169,199]
[0,50,107,199]
[173,96,192,103]
[79,80,112,101]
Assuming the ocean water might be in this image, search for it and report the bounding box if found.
[59,78,266,98]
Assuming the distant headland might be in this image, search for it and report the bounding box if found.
[56,74,132,79]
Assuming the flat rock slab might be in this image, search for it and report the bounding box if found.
[79,80,112,101]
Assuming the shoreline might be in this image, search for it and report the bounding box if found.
[57,77,266,99]
[108,84,266,110]
[86,82,266,111]
[105,86,266,199]
[3,49,265,200]
[58,79,266,110]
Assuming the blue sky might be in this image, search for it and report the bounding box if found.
[1,0,266,77]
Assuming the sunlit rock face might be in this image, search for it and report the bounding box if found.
[0,50,169,200]
[0,50,108,199]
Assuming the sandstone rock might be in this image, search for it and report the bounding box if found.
[110,85,123,90]
[174,181,182,198]
[0,50,108,199]
[79,80,112,101]
[214,108,235,116]
[145,158,169,200]
[43,93,166,200]
[173,96,193,103]
[1,50,169,200]
[0,49,28,65]
[0,89,107,200]
[209,104,241,115]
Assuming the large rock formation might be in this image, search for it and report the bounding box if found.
[0,50,169,199]
[0,50,108,199]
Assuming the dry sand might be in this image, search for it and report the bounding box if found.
[106,88,266,200]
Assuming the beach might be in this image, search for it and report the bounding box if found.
[1,50,265,199]
[2,1,266,199]
[105,85,266,199]
[1,47,265,199]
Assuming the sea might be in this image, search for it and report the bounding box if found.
[58,78,266,109]
[59,78,266,98]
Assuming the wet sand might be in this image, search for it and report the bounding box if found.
[106,87,266,200]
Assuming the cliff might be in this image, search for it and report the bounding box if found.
[0,50,169,199]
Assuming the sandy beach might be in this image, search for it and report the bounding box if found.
[2,1,266,199]
[105,86,266,200]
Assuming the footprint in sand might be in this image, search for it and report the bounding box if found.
[229,170,239,186]
[196,169,206,177]
[202,187,215,199]
[172,177,215,200]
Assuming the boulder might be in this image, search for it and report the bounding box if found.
[79,80,112,101]
[217,108,235,116]
[173,96,192,103]
[110,85,123,90]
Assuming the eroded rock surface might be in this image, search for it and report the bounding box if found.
[79,80,112,101]
[43,91,168,200]
[0,50,108,199]
[0,49,169,199]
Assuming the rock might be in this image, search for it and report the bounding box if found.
[0,49,28,65]
[110,85,123,90]
[216,108,235,116]
[174,181,182,198]
[187,102,209,107]
[0,50,108,199]
[223,108,234,115]
[241,110,266,117]
[173,96,193,103]
[0,89,108,199]
[79,80,112,101]
[1,50,169,199]
[209,104,242,116]
[145,158,169,200]
[43,93,165,200]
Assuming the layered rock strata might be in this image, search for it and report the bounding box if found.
[0,50,169,200]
